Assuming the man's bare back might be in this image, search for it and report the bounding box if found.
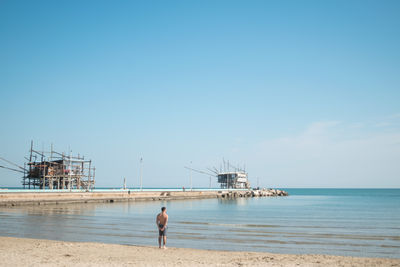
[156,207,168,249]
[157,212,168,226]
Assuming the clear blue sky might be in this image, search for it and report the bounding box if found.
[1,0,399,188]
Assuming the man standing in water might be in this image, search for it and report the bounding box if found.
[156,207,168,249]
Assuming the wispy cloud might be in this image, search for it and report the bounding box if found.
[373,113,400,128]
[390,113,400,119]
[251,120,400,188]
[374,121,393,128]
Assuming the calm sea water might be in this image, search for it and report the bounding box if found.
[0,189,399,258]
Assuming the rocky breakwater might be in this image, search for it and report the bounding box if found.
[218,188,289,198]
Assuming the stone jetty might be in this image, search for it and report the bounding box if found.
[218,188,289,198]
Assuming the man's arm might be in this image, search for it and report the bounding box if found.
[160,215,168,231]
[155,214,160,229]
[164,215,168,228]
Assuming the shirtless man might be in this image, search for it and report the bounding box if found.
[156,207,168,249]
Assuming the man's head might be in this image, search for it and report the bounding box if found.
[161,207,166,212]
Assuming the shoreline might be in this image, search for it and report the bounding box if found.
[0,236,399,266]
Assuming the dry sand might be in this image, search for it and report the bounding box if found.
[0,236,399,267]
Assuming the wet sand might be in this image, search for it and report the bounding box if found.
[0,236,399,266]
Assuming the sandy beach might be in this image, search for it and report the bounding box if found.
[0,237,398,267]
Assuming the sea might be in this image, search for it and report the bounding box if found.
[0,188,399,258]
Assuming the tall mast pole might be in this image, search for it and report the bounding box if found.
[23,162,26,189]
[190,161,193,191]
[92,167,96,189]
[69,150,72,191]
[140,157,143,191]
[88,160,91,190]
[29,140,33,189]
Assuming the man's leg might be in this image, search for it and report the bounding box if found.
[158,236,162,248]
[163,236,167,248]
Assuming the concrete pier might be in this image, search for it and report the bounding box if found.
[0,189,288,207]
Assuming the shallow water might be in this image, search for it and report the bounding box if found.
[0,189,399,258]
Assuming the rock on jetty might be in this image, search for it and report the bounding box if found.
[218,188,289,198]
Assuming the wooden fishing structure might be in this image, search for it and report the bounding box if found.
[185,159,251,189]
[0,141,95,190]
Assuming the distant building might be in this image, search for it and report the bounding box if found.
[217,171,250,189]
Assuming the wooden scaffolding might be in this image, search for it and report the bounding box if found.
[22,141,95,190]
